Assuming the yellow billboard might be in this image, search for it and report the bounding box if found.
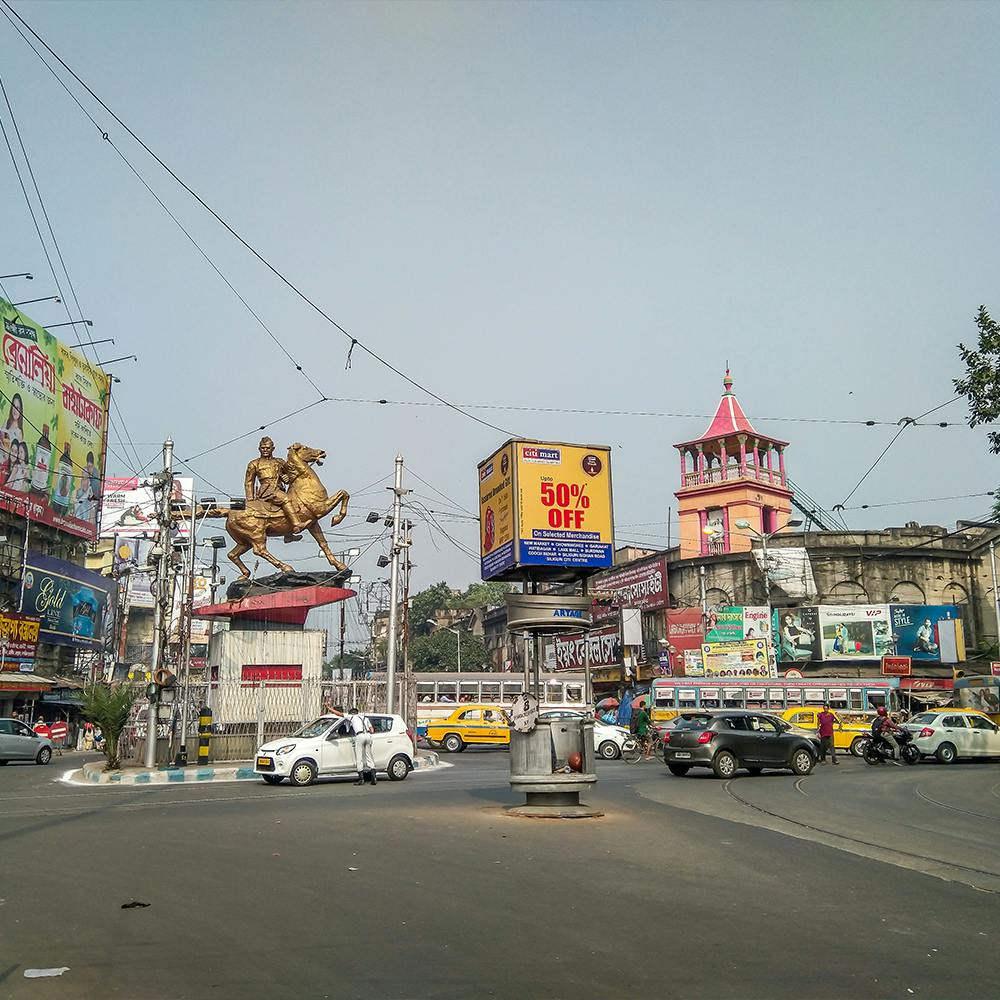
[478,439,613,580]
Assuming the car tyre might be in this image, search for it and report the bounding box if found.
[442,734,463,754]
[289,759,317,786]
[747,767,763,776]
[35,747,52,765]
[261,774,284,785]
[667,763,690,776]
[712,750,738,779]
[935,742,957,765]
[387,754,410,781]
[790,748,814,776]
[598,740,620,760]
[850,737,866,757]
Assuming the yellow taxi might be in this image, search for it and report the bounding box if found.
[779,707,874,756]
[425,705,510,753]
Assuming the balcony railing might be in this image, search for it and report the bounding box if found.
[682,467,784,487]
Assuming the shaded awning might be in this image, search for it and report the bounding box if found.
[0,672,56,693]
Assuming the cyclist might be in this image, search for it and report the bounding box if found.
[633,699,653,760]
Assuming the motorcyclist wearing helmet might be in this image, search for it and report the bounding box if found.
[872,705,903,765]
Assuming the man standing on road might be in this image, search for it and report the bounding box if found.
[347,707,376,785]
[817,703,839,765]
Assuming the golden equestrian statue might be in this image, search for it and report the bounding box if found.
[202,438,350,579]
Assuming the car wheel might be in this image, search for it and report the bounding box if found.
[850,737,866,757]
[790,748,814,776]
[443,734,463,753]
[0,759,9,765]
[261,774,284,785]
[289,759,317,786]
[667,763,690,776]
[387,754,410,781]
[598,740,620,760]
[35,747,52,765]
[712,750,737,779]
[936,742,957,765]
[747,767,763,776]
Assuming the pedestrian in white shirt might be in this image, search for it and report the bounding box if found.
[347,707,376,785]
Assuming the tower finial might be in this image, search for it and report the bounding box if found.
[723,365,733,392]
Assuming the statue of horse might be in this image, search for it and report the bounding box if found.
[203,443,350,579]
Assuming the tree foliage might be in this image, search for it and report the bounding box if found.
[410,630,487,672]
[410,581,453,636]
[80,683,139,771]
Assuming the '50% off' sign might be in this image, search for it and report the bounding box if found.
[539,480,590,529]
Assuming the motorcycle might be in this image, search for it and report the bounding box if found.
[860,727,920,766]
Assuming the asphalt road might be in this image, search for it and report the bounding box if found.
[2,750,1000,999]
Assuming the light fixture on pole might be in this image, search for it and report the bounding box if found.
[95,354,137,367]
[45,320,96,330]
[11,296,59,306]
[0,272,32,280]
[733,517,803,608]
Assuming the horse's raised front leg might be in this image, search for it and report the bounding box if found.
[327,490,349,527]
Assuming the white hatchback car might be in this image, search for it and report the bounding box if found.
[254,714,416,786]
[538,710,631,760]
[904,709,1000,763]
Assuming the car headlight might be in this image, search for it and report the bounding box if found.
[275,744,296,755]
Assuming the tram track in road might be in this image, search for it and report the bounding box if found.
[915,784,1000,823]
[722,778,1000,885]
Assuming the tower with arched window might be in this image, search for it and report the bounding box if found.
[674,369,795,559]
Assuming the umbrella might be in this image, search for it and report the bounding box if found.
[596,697,619,709]
[630,693,651,708]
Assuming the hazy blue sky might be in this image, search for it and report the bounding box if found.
[1,0,998,639]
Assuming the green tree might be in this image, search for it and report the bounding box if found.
[411,581,453,636]
[80,682,139,771]
[954,305,1000,517]
[456,581,513,609]
[411,631,487,672]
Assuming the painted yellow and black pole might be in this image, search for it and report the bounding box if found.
[198,706,212,766]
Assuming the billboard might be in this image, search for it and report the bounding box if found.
[0,611,41,664]
[889,605,960,662]
[20,552,116,650]
[774,606,820,662]
[552,624,621,671]
[700,638,774,678]
[478,439,613,579]
[591,556,668,622]
[0,298,110,540]
[705,606,772,644]
[818,605,892,660]
[754,547,817,599]
[100,476,194,538]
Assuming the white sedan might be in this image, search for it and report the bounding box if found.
[539,710,631,760]
[904,710,1000,764]
[254,714,416,786]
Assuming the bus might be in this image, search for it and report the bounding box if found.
[414,672,586,727]
[649,676,900,722]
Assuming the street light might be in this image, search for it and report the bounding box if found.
[11,296,59,306]
[733,517,803,605]
[426,619,463,674]
[0,273,32,280]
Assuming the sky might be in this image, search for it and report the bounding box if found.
[0,0,998,649]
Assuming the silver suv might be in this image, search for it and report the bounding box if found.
[0,718,54,765]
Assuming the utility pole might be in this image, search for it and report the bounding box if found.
[401,519,412,730]
[385,455,407,714]
[145,438,174,769]
[176,491,202,766]
[990,540,1000,646]
[338,602,346,675]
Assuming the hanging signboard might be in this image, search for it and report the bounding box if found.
[881,655,912,677]
[0,298,111,540]
[591,556,668,622]
[20,552,116,650]
[478,439,613,580]
[0,610,41,663]
[552,625,621,671]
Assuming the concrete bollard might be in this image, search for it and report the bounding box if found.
[198,706,213,766]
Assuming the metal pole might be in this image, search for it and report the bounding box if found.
[145,437,173,769]
[760,531,774,677]
[385,455,404,714]
[583,577,593,708]
[177,496,201,765]
[990,540,1000,646]
[456,629,461,674]
[338,602,346,674]
[698,565,707,616]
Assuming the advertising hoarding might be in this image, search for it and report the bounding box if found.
[700,638,774,678]
[818,605,892,660]
[0,299,110,540]
[591,556,668,622]
[753,546,817,598]
[773,606,820,662]
[478,439,613,579]
[100,476,194,538]
[889,605,960,662]
[881,656,912,677]
[552,624,621,671]
[0,611,41,663]
[705,606,772,644]
[21,552,116,650]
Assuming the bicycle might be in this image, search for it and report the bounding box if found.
[622,730,662,763]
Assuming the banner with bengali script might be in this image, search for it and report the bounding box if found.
[0,610,41,662]
[0,299,110,540]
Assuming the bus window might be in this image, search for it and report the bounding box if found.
[700,688,720,709]
[829,688,848,710]
[566,684,584,704]
[438,682,457,704]
[678,688,697,708]
[502,681,523,701]
[546,682,563,705]
[767,689,785,710]
[481,682,501,704]
[747,688,765,709]
[723,688,744,709]
[786,689,802,705]
[653,687,675,709]
[417,682,436,704]
[804,689,824,705]
[459,682,479,703]
[848,688,864,710]
[867,690,887,711]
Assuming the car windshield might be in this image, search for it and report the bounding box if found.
[293,718,336,738]
[674,715,713,730]
[909,713,936,725]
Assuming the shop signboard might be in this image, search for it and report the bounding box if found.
[20,552,116,650]
[478,439,613,579]
[552,624,621,671]
[666,608,704,674]
[0,610,40,664]
[100,476,194,539]
[889,605,960,662]
[818,605,892,660]
[700,638,774,678]
[773,606,821,662]
[881,655,912,677]
[591,556,668,622]
[705,606,772,644]
[0,298,111,540]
